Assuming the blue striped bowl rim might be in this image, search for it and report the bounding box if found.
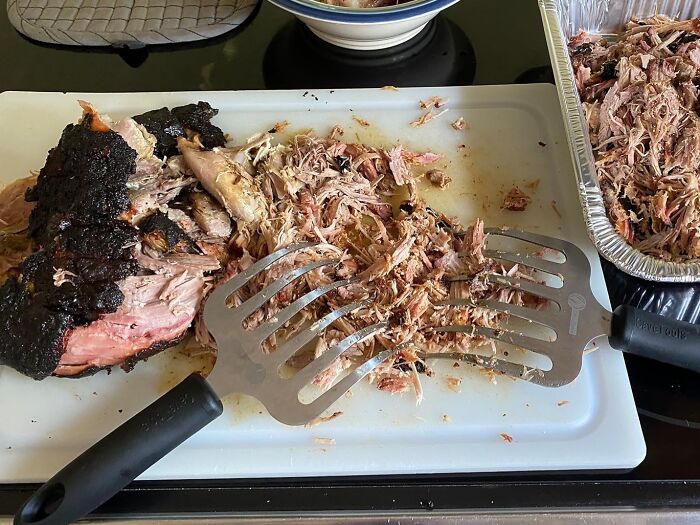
[267,0,459,23]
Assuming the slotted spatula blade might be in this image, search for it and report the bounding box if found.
[430,228,700,387]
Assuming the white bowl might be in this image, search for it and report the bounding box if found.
[266,0,462,50]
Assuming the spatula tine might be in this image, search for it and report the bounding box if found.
[290,321,389,391]
[252,278,358,342]
[435,324,556,357]
[271,299,372,367]
[449,273,564,304]
[302,345,403,418]
[483,249,566,278]
[438,298,556,329]
[269,345,403,425]
[235,259,340,319]
[486,273,565,306]
[206,242,317,310]
[484,227,577,253]
[417,351,561,387]
[473,359,553,387]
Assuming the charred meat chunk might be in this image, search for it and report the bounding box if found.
[22,247,128,319]
[54,222,137,260]
[571,42,593,56]
[172,102,226,149]
[47,280,124,323]
[26,123,136,245]
[132,107,185,159]
[601,60,617,80]
[0,277,73,380]
[138,211,193,253]
[20,251,126,322]
[335,155,351,172]
[52,255,138,284]
[0,115,141,379]
[668,31,700,52]
[0,102,229,382]
[426,169,452,188]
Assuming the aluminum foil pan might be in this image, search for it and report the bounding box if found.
[538,0,700,282]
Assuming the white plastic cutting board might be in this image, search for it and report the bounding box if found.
[0,85,646,482]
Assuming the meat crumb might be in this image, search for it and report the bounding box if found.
[382,85,400,91]
[500,433,514,443]
[481,368,499,384]
[410,109,448,128]
[557,400,569,406]
[352,116,370,127]
[269,120,290,133]
[453,362,460,368]
[313,437,336,446]
[378,377,412,394]
[538,141,546,147]
[419,96,448,109]
[502,186,532,211]
[305,411,344,428]
[451,117,469,130]
[329,125,344,139]
[445,375,462,392]
[426,169,452,189]
[442,414,452,423]
[551,200,562,218]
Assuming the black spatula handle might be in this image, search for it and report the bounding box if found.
[609,305,700,373]
[14,372,223,525]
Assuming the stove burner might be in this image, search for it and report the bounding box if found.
[263,15,476,89]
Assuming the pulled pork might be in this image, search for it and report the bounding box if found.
[0,100,540,395]
[570,16,700,260]
[205,129,542,399]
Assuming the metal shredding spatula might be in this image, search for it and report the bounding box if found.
[425,228,700,387]
[15,242,400,525]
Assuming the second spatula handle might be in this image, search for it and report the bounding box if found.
[609,305,700,373]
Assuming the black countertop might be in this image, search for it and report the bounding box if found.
[1,0,700,517]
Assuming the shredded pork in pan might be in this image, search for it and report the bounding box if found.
[570,16,700,261]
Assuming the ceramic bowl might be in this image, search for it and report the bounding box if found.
[266,0,462,50]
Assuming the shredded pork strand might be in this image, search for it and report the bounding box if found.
[215,128,542,399]
[451,117,468,131]
[570,16,700,260]
[410,109,448,128]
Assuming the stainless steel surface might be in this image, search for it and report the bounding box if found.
[2,510,699,524]
[430,228,609,387]
[538,0,700,282]
[203,241,398,426]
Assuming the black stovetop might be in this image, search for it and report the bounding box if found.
[1,0,699,516]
